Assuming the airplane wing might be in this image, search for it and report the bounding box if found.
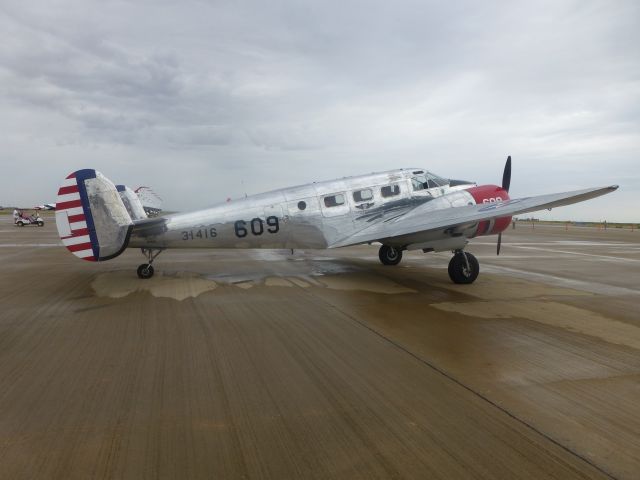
[330,185,618,248]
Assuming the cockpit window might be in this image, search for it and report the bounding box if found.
[324,194,345,207]
[411,174,428,191]
[381,184,401,198]
[412,171,450,191]
[427,172,449,187]
[353,189,373,202]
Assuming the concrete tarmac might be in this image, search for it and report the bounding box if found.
[0,218,639,479]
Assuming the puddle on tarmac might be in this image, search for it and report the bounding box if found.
[92,271,219,301]
[92,270,415,300]
[217,272,414,294]
[435,275,591,300]
[264,277,296,287]
[432,300,640,350]
[318,273,416,294]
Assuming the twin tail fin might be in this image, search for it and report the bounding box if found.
[55,170,134,261]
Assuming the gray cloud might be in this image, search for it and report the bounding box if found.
[0,0,638,221]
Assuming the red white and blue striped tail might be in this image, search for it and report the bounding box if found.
[55,169,133,262]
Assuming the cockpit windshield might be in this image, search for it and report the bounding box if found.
[411,171,449,191]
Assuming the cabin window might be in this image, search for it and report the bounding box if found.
[324,194,345,208]
[298,201,307,210]
[381,184,401,198]
[353,189,373,202]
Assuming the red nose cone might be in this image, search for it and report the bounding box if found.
[465,184,512,236]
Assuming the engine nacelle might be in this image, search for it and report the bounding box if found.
[465,184,512,237]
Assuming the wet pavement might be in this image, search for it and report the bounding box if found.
[0,218,638,479]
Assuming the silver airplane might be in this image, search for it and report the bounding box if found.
[54,157,618,284]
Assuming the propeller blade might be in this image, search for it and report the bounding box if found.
[497,155,511,255]
[502,155,512,192]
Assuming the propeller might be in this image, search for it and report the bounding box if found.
[497,155,511,256]
[502,155,511,193]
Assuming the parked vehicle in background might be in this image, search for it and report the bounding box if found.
[14,210,44,227]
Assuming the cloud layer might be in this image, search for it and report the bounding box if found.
[1,0,638,221]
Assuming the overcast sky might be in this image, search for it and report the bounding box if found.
[1,0,638,221]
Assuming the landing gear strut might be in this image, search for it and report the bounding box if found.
[137,248,164,279]
[379,245,403,266]
[448,250,479,284]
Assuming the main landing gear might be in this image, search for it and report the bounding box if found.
[378,245,479,284]
[137,248,164,279]
[448,250,479,284]
[379,245,403,265]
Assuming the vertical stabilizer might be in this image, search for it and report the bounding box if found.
[116,185,148,221]
[55,170,133,261]
[134,186,163,217]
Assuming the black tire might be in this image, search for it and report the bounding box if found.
[137,264,155,279]
[17,221,24,227]
[448,252,479,284]
[37,221,44,227]
[379,245,403,266]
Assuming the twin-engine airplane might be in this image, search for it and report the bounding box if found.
[55,157,617,284]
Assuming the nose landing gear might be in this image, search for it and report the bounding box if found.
[379,245,403,265]
[448,250,479,284]
[137,248,164,279]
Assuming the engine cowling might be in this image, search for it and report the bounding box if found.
[465,184,512,237]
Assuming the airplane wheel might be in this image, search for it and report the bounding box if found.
[379,245,402,266]
[137,264,155,279]
[448,252,479,284]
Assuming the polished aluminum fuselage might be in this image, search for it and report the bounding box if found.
[129,168,478,250]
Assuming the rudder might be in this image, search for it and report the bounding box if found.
[55,169,133,261]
